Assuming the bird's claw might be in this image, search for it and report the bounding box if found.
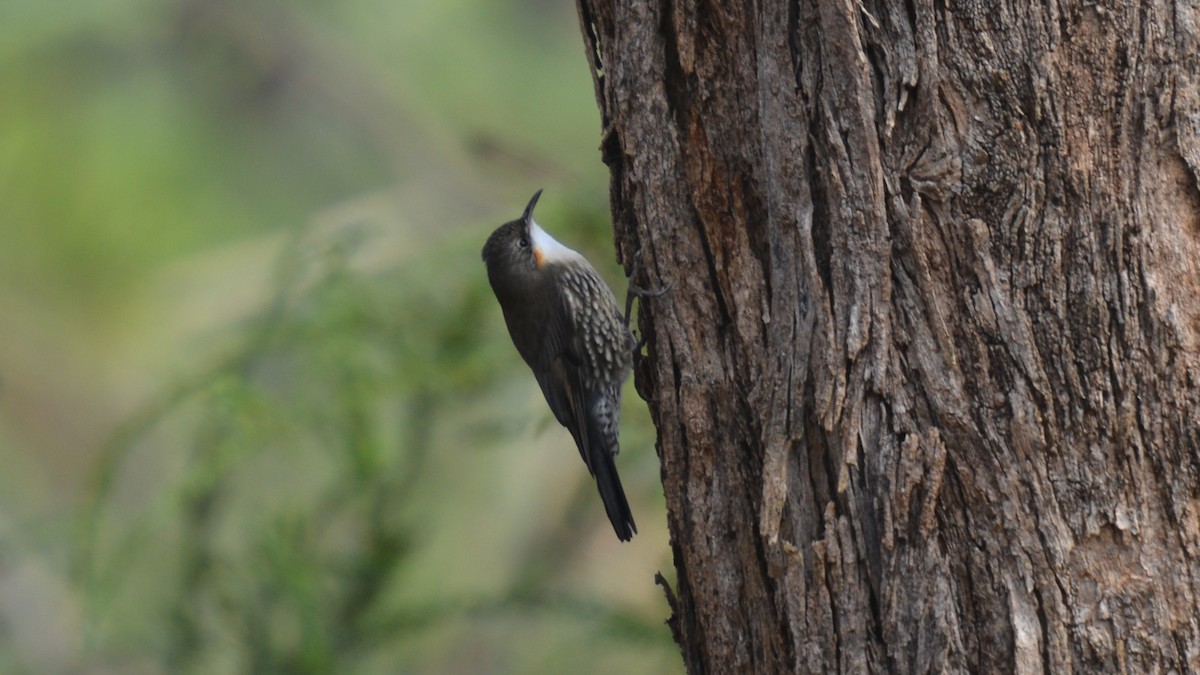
[623,248,670,364]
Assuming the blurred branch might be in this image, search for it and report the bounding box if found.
[170,0,550,208]
[73,219,346,643]
[362,590,675,652]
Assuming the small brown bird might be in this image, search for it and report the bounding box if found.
[481,190,636,541]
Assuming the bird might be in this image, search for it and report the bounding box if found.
[482,189,637,541]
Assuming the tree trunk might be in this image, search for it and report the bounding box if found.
[575,0,1200,672]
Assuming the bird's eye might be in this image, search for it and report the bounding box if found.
[518,236,530,248]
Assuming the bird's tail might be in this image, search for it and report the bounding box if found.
[584,395,637,541]
[592,441,636,541]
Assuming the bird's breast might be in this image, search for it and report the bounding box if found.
[559,268,632,388]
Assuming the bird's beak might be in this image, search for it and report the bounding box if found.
[522,189,543,223]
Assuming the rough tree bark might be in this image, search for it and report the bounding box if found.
[575,0,1200,672]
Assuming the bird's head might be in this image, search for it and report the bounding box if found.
[482,189,580,290]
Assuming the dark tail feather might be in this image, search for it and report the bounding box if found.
[570,386,636,541]
[591,444,636,541]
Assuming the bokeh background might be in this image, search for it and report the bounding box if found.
[0,0,678,672]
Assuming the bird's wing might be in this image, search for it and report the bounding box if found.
[548,354,596,473]
[531,272,636,540]
[529,287,594,471]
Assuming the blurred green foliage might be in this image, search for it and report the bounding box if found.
[0,1,678,672]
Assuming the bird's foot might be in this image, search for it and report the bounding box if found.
[623,249,671,327]
[623,249,670,371]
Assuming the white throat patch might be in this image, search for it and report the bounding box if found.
[529,220,580,266]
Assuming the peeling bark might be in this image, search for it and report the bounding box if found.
[577,0,1200,672]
